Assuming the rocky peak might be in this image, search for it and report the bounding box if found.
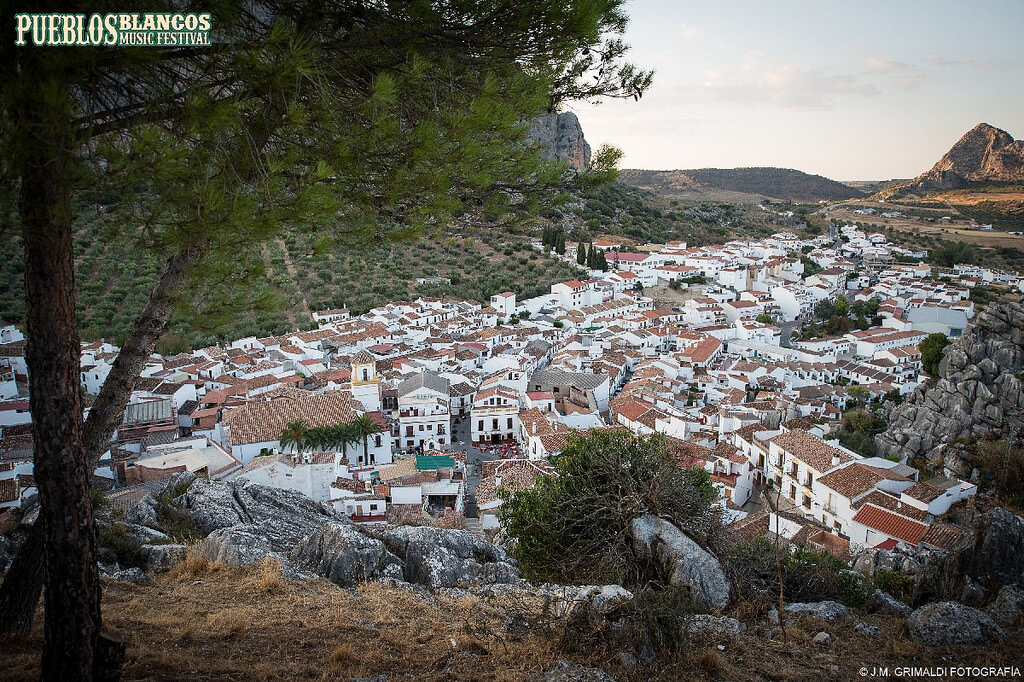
[883,123,1024,197]
[926,123,1024,183]
[528,111,592,171]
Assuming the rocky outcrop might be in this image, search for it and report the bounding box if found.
[125,494,160,528]
[375,525,521,589]
[201,524,279,566]
[851,548,921,577]
[880,123,1024,199]
[682,614,747,639]
[914,508,1024,605]
[528,112,591,171]
[876,301,1024,476]
[142,543,187,572]
[908,602,1004,646]
[629,514,730,609]
[986,585,1024,624]
[866,589,912,616]
[289,523,404,587]
[784,601,853,623]
[183,479,338,548]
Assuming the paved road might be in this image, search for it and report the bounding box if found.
[451,416,503,495]
[779,318,800,348]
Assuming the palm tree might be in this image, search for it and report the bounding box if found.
[351,414,386,466]
[305,426,334,453]
[329,422,360,463]
[279,420,310,456]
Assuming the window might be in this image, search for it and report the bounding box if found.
[492,418,498,430]
[362,369,368,381]
[418,424,424,431]
[507,417,513,429]
[375,435,381,447]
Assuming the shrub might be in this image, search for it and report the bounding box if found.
[872,569,914,604]
[97,525,148,570]
[562,585,699,660]
[723,536,870,607]
[500,430,716,585]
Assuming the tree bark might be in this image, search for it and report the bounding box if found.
[18,65,101,677]
[0,529,44,634]
[81,242,205,469]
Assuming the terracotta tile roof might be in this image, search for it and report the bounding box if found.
[851,503,928,546]
[769,429,850,473]
[476,459,555,506]
[920,522,964,550]
[900,481,945,503]
[222,390,361,446]
[0,478,18,502]
[818,463,907,499]
[852,490,929,521]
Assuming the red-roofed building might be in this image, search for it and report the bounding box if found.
[850,503,929,549]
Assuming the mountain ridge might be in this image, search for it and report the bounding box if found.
[619,166,866,202]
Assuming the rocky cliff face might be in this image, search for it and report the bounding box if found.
[881,123,1024,198]
[876,300,1024,476]
[528,111,591,170]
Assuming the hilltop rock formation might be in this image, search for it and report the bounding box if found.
[880,123,1024,199]
[876,300,1024,475]
[528,111,591,170]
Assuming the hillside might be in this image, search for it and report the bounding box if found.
[4,546,1018,681]
[620,167,866,203]
[0,217,584,353]
[0,181,821,352]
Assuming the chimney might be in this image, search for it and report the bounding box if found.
[532,422,537,435]
[831,454,840,466]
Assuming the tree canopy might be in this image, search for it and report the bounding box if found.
[920,332,951,375]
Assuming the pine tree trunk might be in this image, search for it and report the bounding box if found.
[0,529,44,634]
[81,243,204,466]
[19,86,101,678]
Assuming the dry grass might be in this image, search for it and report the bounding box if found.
[3,564,1022,681]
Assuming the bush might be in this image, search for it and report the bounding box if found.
[722,536,870,607]
[500,430,717,585]
[97,525,149,570]
[562,585,699,660]
[872,569,914,604]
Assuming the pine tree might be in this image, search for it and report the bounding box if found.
[576,242,586,265]
[0,1,653,671]
[586,243,596,269]
[597,248,609,271]
[555,232,566,255]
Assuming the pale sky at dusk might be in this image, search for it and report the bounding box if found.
[577,0,1024,180]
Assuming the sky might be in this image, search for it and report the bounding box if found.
[576,0,1024,180]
